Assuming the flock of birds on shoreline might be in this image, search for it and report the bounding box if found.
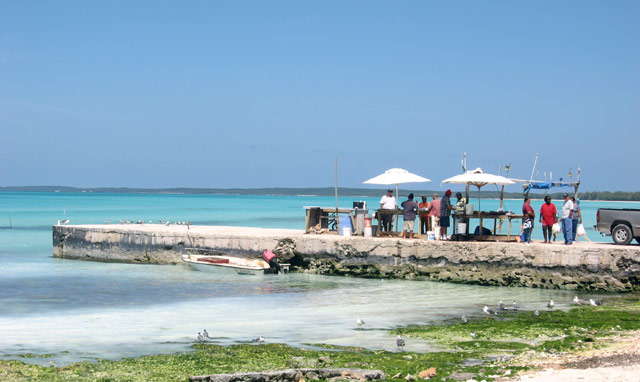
[101,219,193,226]
[194,296,604,350]
[57,219,195,226]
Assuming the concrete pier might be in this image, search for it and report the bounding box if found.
[53,224,640,292]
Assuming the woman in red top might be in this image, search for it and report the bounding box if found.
[539,195,558,243]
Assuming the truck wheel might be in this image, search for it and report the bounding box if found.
[611,224,632,245]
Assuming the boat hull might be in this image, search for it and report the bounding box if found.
[181,254,268,276]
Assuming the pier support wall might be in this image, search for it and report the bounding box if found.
[53,225,640,292]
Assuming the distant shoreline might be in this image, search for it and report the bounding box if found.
[1,186,639,202]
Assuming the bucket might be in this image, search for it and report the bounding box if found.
[457,223,467,234]
[364,217,372,228]
[343,228,352,236]
[339,215,353,235]
[427,231,435,241]
[465,204,474,215]
[364,226,372,237]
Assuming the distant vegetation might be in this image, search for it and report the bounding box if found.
[1,186,639,201]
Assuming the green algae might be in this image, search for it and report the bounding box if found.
[1,296,639,382]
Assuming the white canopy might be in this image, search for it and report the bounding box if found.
[363,168,431,187]
[442,168,514,210]
[363,168,431,233]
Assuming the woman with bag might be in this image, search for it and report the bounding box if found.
[539,195,558,243]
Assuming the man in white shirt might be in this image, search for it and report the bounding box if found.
[379,189,397,232]
[561,193,574,245]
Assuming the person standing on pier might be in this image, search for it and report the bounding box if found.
[454,192,466,235]
[539,195,558,243]
[571,197,582,241]
[428,194,441,238]
[418,195,430,236]
[401,193,419,239]
[379,189,397,233]
[439,190,455,240]
[561,193,574,245]
[521,197,535,243]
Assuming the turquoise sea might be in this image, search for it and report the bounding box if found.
[0,191,636,365]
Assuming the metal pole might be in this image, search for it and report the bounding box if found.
[334,157,338,212]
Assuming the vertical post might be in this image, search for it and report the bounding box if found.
[498,163,510,234]
[334,157,338,211]
[335,157,339,233]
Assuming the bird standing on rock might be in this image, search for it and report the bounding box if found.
[499,301,506,311]
[534,309,540,317]
[252,336,264,343]
[356,316,365,327]
[461,315,468,324]
[197,332,204,342]
[574,296,589,305]
[547,300,555,310]
[483,306,497,316]
[589,299,602,306]
[512,300,519,311]
[396,335,405,350]
[203,329,211,339]
[470,331,477,339]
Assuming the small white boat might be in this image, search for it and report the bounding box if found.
[181,253,270,276]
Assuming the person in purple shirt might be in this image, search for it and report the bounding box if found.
[521,197,535,243]
[401,193,419,239]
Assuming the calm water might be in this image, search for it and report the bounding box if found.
[0,191,635,365]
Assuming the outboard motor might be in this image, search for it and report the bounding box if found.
[262,250,281,274]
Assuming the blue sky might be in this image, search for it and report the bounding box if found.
[1,1,639,191]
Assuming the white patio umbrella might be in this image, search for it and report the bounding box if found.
[363,168,431,233]
[441,168,514,211]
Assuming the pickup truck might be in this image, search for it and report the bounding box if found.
[594,208,640,245]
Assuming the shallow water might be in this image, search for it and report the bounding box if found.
[0,191,632,365]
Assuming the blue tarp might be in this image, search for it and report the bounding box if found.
[524,181,572,194]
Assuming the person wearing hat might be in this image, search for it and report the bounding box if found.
[561,193,574,245]
[439,190,456,240]
[379,189,397,233]
[401,193,419,239]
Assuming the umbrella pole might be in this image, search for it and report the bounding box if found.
[478,187,482,234]
[395,184,399,236]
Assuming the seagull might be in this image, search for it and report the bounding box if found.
[165,221,170,226]
[252,336,264,343]
[197,332,204,342]
[356,316,365,327]
[534,309,540,317]
[461,315,468,324]
[547,300,555,310]
[574,296,589,306]
[512,300,519,311]
[470,331,477,339]
[499,301,506,311]
[483,306,497,316]
[203,329,211,339]
[589,299,602,306]
[396,335,405,350]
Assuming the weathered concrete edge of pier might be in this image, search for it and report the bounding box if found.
[53,225,640,292]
